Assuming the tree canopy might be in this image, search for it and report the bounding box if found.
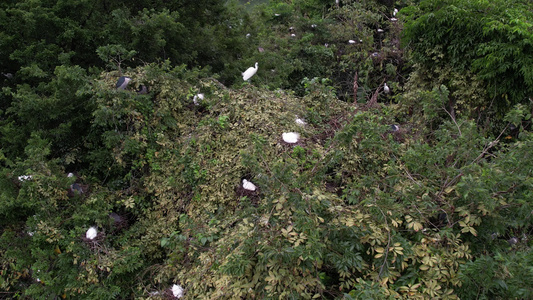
[0,0,532,299]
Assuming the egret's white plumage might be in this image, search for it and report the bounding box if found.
[242,62,258,81]
[282,132,300,144]
[295,118,306,125]
[18,175,33,182]
[86,227,97,240]
[393,8,398,16]
[384,83,390,94]
[242,179,257,191]
[193,93,204,106]
[67,173,74,178]
[172,284,184,298]
[348,40,356,44]
[377,29,384,33]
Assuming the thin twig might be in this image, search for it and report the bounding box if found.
[443,106,462,136]
[471,125,508,164]
[353,72,359,104]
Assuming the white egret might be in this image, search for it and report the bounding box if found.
[18,175,33,182]
[384,83,390,94]
[193,93,204,106]
[282,132,300,144]
[242,179,257,191]
[394,8,398,16]
[116,76,131,90]
[172,284,184,298]
[391,18,398,22]
[86,227,97,240]
[311,24,317,28]
[295,118,306,125]
[246,33,251,38]
[242,62,258,81]
[377,29,384,33]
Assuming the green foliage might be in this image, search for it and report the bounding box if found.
[402,0,533,120]
[1,1,532,299]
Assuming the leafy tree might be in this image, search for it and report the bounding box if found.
[402,0,533,121]
[0,1,532,299]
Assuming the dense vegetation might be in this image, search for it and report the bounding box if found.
[1,0,532,299]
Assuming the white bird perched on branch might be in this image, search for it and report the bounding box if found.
[242,179,257,191]
[86,227,97,240]
[282,132,300,144]
[172,284,184,298]
[383,83,390,94]
[18,175,33,182]
[242,62,258,81]
[193,93,204,105]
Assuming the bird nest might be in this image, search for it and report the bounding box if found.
[82,232,106,250]
[235,185,261,207]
